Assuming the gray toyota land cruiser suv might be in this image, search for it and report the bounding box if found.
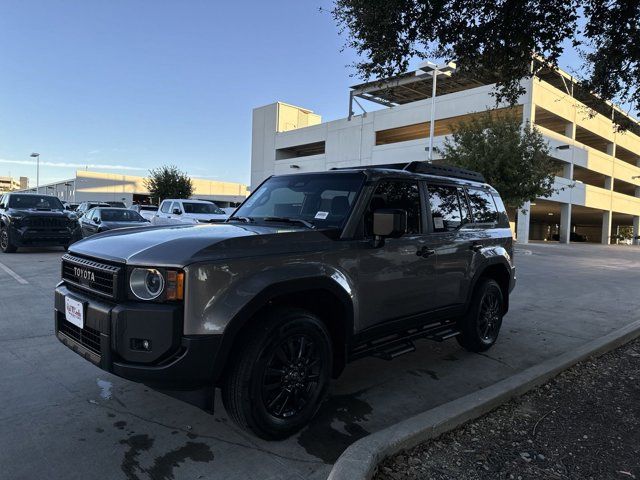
[55,162,516,439]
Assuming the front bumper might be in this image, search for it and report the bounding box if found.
[54,284,221,390]
[10,223,81,247]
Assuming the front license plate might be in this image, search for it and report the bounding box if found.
[65,296,84,329]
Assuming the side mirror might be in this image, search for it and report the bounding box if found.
[94,218,101,224]
[0,203,4,209]
[172,208,181,215]
[373,209,407,238]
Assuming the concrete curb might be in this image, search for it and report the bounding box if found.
[327,319,640,480]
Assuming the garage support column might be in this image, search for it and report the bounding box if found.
[516,202,531,244]
[559,203,572,244]
[601,210,612,245]
[564,122,576,140]
[604,176,613,191]
[633,216,640,246]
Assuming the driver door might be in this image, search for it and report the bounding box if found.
[357,179,441,330]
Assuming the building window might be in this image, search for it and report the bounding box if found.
[276,141,325,160]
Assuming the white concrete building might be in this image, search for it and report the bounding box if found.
[16,170,248,208]
[251,61,640,245]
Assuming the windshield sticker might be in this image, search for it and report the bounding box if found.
[314,211,329,220]
[433,217,445,230]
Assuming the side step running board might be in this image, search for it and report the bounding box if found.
[351,321,461,361]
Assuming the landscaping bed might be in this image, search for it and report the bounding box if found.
[375,337,640,480]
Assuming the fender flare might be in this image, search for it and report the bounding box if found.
[467,256,513,313]
[211,276,355,384]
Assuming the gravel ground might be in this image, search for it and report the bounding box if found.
[375,338,640,480]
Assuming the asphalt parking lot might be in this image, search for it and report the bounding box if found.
[1,243,639,480]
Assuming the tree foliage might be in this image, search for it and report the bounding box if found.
[331,0,639,130]
[439,112,559,209]
[144,165,193,202]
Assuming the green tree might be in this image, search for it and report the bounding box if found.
[438,112,559,209]
[331,0,639,131]
[144,165,193,203]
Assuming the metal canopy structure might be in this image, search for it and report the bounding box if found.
[348,70,490,119]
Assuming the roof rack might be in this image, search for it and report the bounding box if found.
[330,162,485,183]
[403,162,485,182]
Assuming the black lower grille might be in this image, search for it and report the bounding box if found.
[59,319,102,355]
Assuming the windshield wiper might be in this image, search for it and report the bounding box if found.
[228,216,255,223]
[262,217,316,229]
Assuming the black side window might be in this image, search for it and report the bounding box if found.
[468,189,499,224]
[367,180,422,235]
[427,185,464,232]
[0,195,5,208]
[491,193,510,227]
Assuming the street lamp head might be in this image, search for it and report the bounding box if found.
[30,152,40,158]
[416,60,457,76]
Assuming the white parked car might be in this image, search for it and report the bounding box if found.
[130,204,159,221]
[151,199,229,226]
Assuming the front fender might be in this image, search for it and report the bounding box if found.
[183,259,357,336]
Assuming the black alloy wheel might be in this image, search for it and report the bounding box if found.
[260,334,322,420]
[222,308,332,440]
[457,278,504,352]
[0,226,17,253]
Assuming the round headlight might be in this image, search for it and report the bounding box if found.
[130,268,165,300]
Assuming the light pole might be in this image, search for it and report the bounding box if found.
[416,61,457,162]
[30,153,40,193]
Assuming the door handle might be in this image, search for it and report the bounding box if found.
[416,247,436,258]
[470,243,483,252]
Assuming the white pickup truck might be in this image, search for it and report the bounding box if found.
[151,199,229,225]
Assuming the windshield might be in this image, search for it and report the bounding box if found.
[8,194,64,210]
[183,202,225,214]
[232,172,365,228]
[99,209,145,222]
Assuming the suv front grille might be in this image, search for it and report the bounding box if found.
[59,319,101,355]
[61,254,121,299]
[25,217,68,229]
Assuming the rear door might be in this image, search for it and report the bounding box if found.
[424,183,474,309]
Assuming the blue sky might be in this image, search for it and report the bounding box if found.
[0,1,608,187]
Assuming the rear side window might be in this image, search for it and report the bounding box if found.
[467,189,499,224]
[367,180,422,234]
[491,193,510,227]
[427,185,465,232]
[160,201,172,213]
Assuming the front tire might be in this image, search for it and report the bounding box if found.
[222,308,332,440]
[457,278,504,352]
[0,226,17,253]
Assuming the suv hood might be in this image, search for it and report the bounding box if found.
[8,208,76,219]
[182,213,228,221]
[69,222,332,266]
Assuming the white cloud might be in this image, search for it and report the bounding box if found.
[0,158,146,171]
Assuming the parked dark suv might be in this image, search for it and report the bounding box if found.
[0,193,82,252]
[54,162,516,439]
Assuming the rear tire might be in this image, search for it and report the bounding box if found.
[221,308,332,440]
[457,278,504,352]
[0,226,17,253]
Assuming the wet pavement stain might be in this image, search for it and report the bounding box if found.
[147,442,214,480]
[95,427,104,433]
[114,420,127,430]
[407,368,440,380]
[119,434,154,480]
[297,389,373,463]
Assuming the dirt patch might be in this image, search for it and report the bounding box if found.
[376,338,640,480]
